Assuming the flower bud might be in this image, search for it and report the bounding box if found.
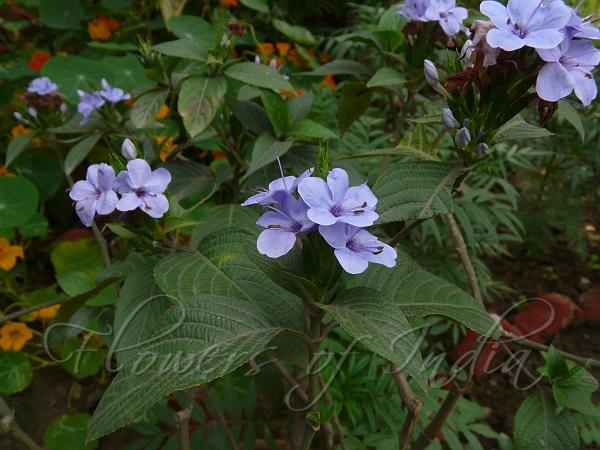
[59,103,68,114]
[121,138,137,160]
[441,108,459,129]
[13,112,29,124]
[476,142,489,157]
[455,127,471,148]
[28,107,37,119]
[424,59,439,86]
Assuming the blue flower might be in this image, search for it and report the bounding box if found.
[69,163,118,227]
[99,79,131,104]
[77,90,105,125]
[298,168,379,227]
[424,0,468,37]
[564,3,600,39]
[256,191,315,258]
[115,159,171,218]
[536,37,600,106]
[27,77,58,95]
[480,0,571,51]
[398,0,431,22]
[319,223,397,274]
[242,168,313,207]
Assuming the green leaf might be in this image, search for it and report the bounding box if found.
[0,176,38,229]
[225,62,294,92]
[374,161,463,224]
[336,145,437,162]
[103,55,154,94]
[367,67,404,88]
[45,413,97,450]
[39,0,84,29]
[226,97,271,133]
[0,351,32,395]
[272,19,316,45]
[348,251,499,337]
[10,150,64,201]
[163,160,216,208]
[190,204,258,246]
[87,41,137,52]
[261,90,290,137]
[19,212,49,238]
[88,229,304,440]
[56,338,103,380]
[50,238,104,277]
[6,134,32,167]
[513,391,579,450]
[42,56,105,101]
[101,0,132,13]
[169,15,216,47]
[557,100,584,142]
[319,287,426,390]
[307,60,371,76]
[130,90,168,129]
[291,119,337,140]
[57,271,96,296]
[240,0,269,12]
[287,92,314,127]
[247,132,294,175]
[177,76,226,137]
[492,117,553,143]
[152,39,208,61]
[338,82,373,134]
[64,134,103,176]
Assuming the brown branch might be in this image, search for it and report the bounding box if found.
[320,376,349,450]
[269,357,309,404]
[390,365,423,450]
[444,213,483,306]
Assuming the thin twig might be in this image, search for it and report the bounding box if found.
[177,389,194,450]
[0,396,42,450]
[269,357,309,403]
[412,382,468,450]
[503,331,600,368]
[91,222,111,268]
[0,298,70,324]
[443,213,483,305]
[390,365,423,450]
[320,376,349,450]
[200,386,239,450]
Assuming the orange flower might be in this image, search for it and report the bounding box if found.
[11,124,31,138]
[88,16,120,41]
[30,304,60,321]
[27,50,51,72]
[0,238,24,271]
[154,104,170,120]
[257,42,275,61]
[123,98,134,108]
[276,42,291,57]
[320,74,337,91]
[0,322,33,351]
[287,48,303,67]
[0,167,15,177]
[282,88,304,99]
[220,0,238,6]
[319,52,333,64]
[155,135,177,162]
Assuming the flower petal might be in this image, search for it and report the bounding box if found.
[298,177,333,208]
[486,28,526,51]
[327,168,350,203]
[95,163,116,191]
[572,71,598,107]
[307,208,338,226]
[114,171,132,194]
[69,180,96,201]
[256,211,296,230]
[257,229,297,258]
[536,62,574,102]
[363,242,397,268]
[523,29,565,50]
[125,159,152,189]
[480,0,510,28]
[96,190,118,215]
[141,193,169,218]
[75,199,97,227]
[116,193,143,212]
[337,210,379,227]
[319,223,352,249]
[143,167,171,194]
[334,248,369,274]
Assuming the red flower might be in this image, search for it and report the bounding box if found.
[27,50,50,72]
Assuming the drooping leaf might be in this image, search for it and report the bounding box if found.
[374,160,463,224]
[513,391,579,450]
[272,19,316,45]
[367,67,404,88]
[492,117,553,143]
[557,100,584,142]
[308,60,371,76]
[177,76,226,137]
[226,97,272,133]
[130,90,169,129]
[152,39,208,61]
[348,251,499,337]
[240,0,269,13]
[225,62,294,92]
[64,134,103,176]
[247,132,294,175]
[261,90,290,137]
[287,92,314,127]
[6,134,32,167]
[319,287,426,389]
[338,82,373,134]
[291,119,337,140]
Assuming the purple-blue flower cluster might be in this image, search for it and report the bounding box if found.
[480,0,600,106]
[242,168,397,274]
[398,0,468,37]
[69,140,171,227]
[77,79,131,125]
